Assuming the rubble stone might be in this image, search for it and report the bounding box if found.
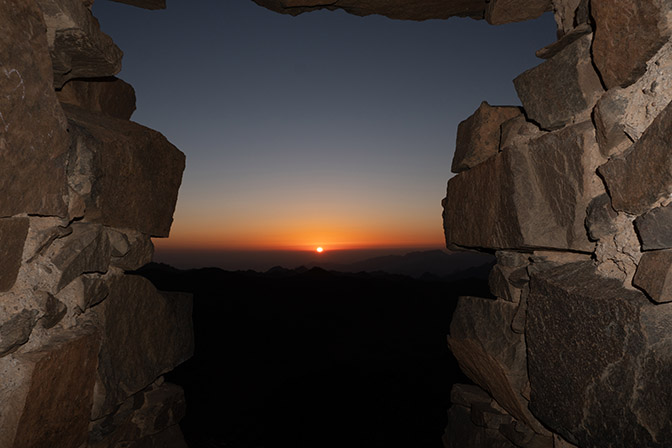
[513,34,603,130]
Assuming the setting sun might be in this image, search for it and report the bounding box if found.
[316,247,324,253]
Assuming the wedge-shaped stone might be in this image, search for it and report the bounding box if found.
[443,121,601,252]
[599,100,672,216]
[485,0,551,25]
[35,0,122,87]
[633,250,672,303]
[451,102,522,173]
[0,0,70,217]
[527,262,672,447]
[0,326,100,448]
[634,205,672,250]
[57,77,136,120]
[514,34,603,130]
[91,275,193,419]
[592,0,672,89]
[64,104,185,237]
[448,296,546,435]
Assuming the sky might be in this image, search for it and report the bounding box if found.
[92,0,556,268]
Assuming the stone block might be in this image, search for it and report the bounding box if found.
[0,218,29,292]
[592,0,672,89]
[599,100,672,216]
[448,296,545,434]
[550,0,586,37]
[535,23,591,60]
[485,0,551,25]
[35,0,122,87]
[593,89,634,158]
[57,77,136,120]
[634,205,672,250]
[89,381,186,448]
[633,250,672,303]
[0,310,39,357]
[499,115,543,152]
[107,228,154,270]
[527,262,672,447]
[452,102,522,173]
[488,264,521,303]
[110,0,166,9]
[443,121,602,252]
[64,104,185,237]
[56,272,111,312]
[91,275,194,419]
[0,326,100,448]
[0,0,70,218]
[513,34,603,130]
[585,193,618,241]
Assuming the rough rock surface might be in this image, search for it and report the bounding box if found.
[499,115,543,151]
[513,34,603,130]
[35,0,122,87]
[0,326,100,448]
[451,102,522,173]
[0,0,70,217]
[592,0,672,89]
[0,218,29,292]
[448,296,544,434]
[485,0,551,25]
[593,213,642,284]
[584,193,618,241]
[0,310,39,357]
[64,103,185,237]
[91,275,194,419]
[527,262,672,447]
[57,77,136,120]
[107,228,154,270]
[551,0,586,37]
[89,381,186,448]
[634,205,672,250]
[599,100,672,216]
[444,121,603,252]
[633,250,672,303]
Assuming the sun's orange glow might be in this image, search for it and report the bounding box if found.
[316,246,324,253]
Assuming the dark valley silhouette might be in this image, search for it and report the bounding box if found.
[136,253,493,448]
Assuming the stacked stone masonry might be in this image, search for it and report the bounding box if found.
[0,0,191,446]
[5,0,672,446]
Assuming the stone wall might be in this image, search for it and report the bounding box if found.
[0,0,192,446]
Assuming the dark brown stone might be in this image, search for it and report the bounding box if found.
[1,327,100,448]
[593,89,634,158]
[634,205,672,250]
[499,115,543,152]
[592,0,672,89]
[40,294,67,329]
[57,77,136,120]
[448,296,545,434]
[513,34,603,130]
[585,193,618,241]
[443,121,600,252]
[0,310,39,357]
[488,265,521,303]
[485,0,551,25]
[91,275,193,418]
[107,229,154,271]
[0,0,70,218]
[35,0,123,87]
[633,250,672,303]
[535,23,591,60]
[527,262,672,447]
[452,102,522,173]
[0,218,29,292]
[599,100,672,216]
[443,404,517,448]
[64,104,185,237]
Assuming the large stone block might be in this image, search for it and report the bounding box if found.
[57,77,136,120]
[633,250,672,303]
[35,0,122,87]
[592,0,672,89]
[448,296,545,434]
[513,34,603,130]
[485,0,551,25]
[0,218,29,292]
[527,262,672,447]
[64,103,186,237]
[0,326,100,448]
[109,0,166,9]
[451,102,522,173]
[91,275,194,419]
[599,100,672,216]
[443,121,602,252]
[0,0,70,218]
[634,204,672,250]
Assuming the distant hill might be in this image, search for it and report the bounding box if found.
[307,249,494,279]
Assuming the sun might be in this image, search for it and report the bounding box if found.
[316,246,324,253]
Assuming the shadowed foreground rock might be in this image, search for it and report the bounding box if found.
[527,262,672,447]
